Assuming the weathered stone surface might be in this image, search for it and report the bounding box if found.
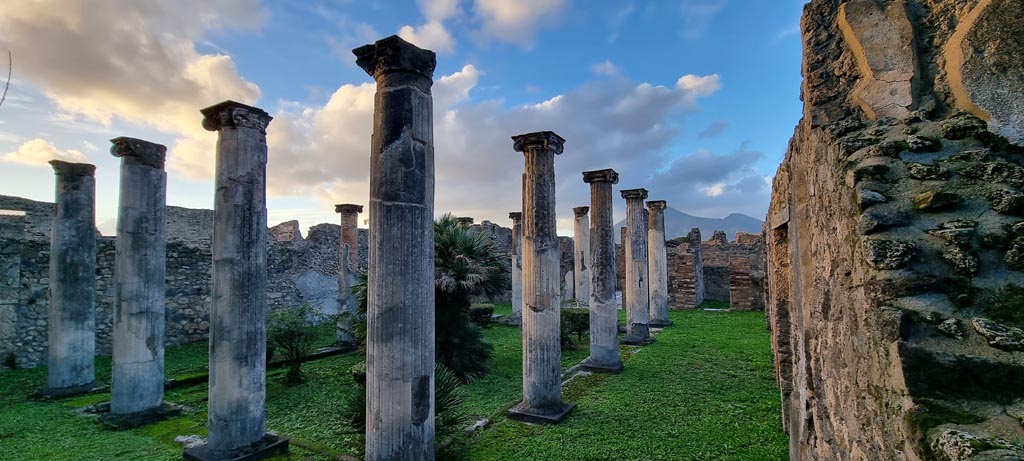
[972,318,1024,352]
[914,191,960,211]
[581,169,622,373]
[334,204,361,345]
[646,200,670,326]
[508,212,523,325]
[620,188,651,345]
[269,220,303,243]
[355,35,437,460]
[572,206,590,306]
[46,160,97,394]
[109,137,168,416]
[837,0,917,119]
[199,100,274,458]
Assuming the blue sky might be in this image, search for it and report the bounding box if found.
[0,0,805,236]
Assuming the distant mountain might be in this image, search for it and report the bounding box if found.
[614,207,764,242]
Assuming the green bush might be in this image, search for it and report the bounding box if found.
[267,303,326,384]
[469,304,495,327]
[561,308,590,349]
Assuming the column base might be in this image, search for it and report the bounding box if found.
[501,315,522,326]
[33,382,101,400]
[99,403,184,430]
[183,434,289,461]
[507,401,576,425]
[620,337,656,346]
[649,319,674,328]
[580,357,624,374]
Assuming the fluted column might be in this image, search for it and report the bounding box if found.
[621,188,653,345]
[335,204,362,346]
[647,200,671,327]
[508,212,523,325]
[507,131,575,425]
[572,207,591,305]
[109,137,168,418]
[581,169,623,373]
[355,35,437,461]
[44,160,97,396]
[192,100,283,460]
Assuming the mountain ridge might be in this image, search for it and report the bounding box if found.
[614,206,763,242]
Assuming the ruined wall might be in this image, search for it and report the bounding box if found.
[667,228,706,310]
[769,0,1024,459]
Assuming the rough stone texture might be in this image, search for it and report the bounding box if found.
[558,236,574,302]
[581,169,622,373]
[509,212,523,325]
[508,130,573,423]
[355,35,437,460]
[335,204,362,345]
[647,200,670,325]
[728,256,756,312]
[109,137,168,416]
[572,206,591,306]
[768,1,1024,459]
[667,227,705,310]
[837,0,918,119]
[0,214,25,364]
[621,188,651,345]
[46,160,97,393]
[269,220,303,244]
[200,100,273,457]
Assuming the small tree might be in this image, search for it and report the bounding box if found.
[267,303,324,384]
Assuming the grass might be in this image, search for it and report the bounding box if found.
[0,304,786,461]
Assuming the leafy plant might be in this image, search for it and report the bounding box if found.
[561,308,590,348]
[469,304,495,328]
[267,303,325,384]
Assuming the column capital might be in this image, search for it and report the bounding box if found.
[646,200,667,211]
[620,188,648,200]
[508,212,522,222]
[335,204,364,214]
[49,160,96,178]
[582,168,619,184]
[512,131,565,155]
[200,100,272,133]
[354,35,436,81]
[573,206,590,217]
[110,137,166,169]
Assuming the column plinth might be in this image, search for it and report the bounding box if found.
[507,131,575,425]
[580,169,623,373]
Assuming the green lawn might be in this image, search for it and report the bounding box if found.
[0,305,786,461]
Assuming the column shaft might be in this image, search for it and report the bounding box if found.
[622,189,652,345]
[355,35,436,461]
[110,137,167,415]
[47,161,97,394]
[647,201,671,327]
[573,208,591,305]
[335,204,362,345]
[201,100,273,457]
[509,212,523,325]
[582,170,622,372]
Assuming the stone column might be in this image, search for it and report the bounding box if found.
[572,207,591,306]
[335,204,362,346]
[456,217,474,227]
[190,100,285,460]
[507,131,574,424]
[581,169,623,373]
[44,160,97,396]
[619,226,628,310]
[621,188,653,345]
[508,212,523,325]
[355,35,436,460]
[109,137,168,419]
[646,200,671,327]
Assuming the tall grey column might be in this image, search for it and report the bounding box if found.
[355,35,436,461]
[508,212,523,325]
[647,200,671,327]
[335,204,362,346]
[193,100,282,460]
[581,169,623,373]
[44,160,97,396]
[620,226,628,310]
[507,131,574,425]
[572,207,591,306]
[109,137,168,417]
[621,188,653,345]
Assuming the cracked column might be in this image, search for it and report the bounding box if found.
[621,188,653,345]
[335,204,362,346]
[572,207,591,306]
[109,137,169,422]
[508,212,523,326]
[581,169,623,373]
[507,131,575,424]
[647,200,672,327]
[44,160,97,397]
[355,35,436,460]
[189,100,286,460]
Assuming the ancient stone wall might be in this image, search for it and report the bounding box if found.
[769,0,1024,459]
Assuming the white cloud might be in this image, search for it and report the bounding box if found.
[679,0,727,40]
[2,138,86,166]
[399,21,456,54]
[591,60,621,76]
[474,0,569,46]
[0,0,264,179]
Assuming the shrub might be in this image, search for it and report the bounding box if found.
[267,303,325,384]
[469,304,495,328]
[561,308,590,349]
